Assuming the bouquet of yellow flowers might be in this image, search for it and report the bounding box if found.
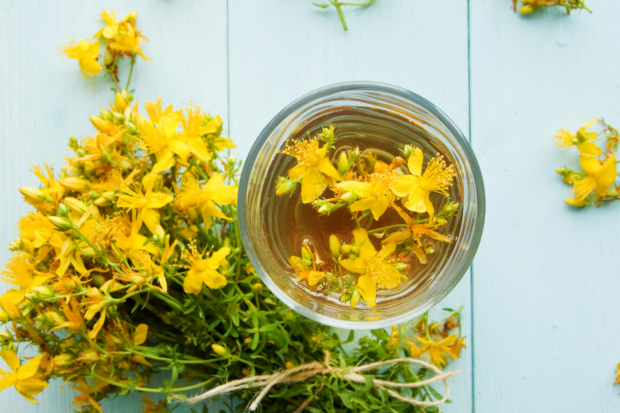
[0,10,464,413]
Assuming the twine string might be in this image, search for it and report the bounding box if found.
[185,351,459,410]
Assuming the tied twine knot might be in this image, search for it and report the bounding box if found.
[186,351,459,412]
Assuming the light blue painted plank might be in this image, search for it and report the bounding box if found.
[471,1,620,411]
[0,0,228,411]
[228,1,472,411]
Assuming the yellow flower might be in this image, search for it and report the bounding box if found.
[72,378,104,413]
[554,119,598,148]
[414,333,458,369]
[51,298,84,333]
[568,155,617,205]
[0,290,24,319]
[1,254,52,300]
[117,173,173,236]
[0,350,48,403]
[177,105,232,161]
[339,229,403,307]
[336,172,397,220]
[83,280,122,340]
[390,149,456,218]
[383,203,452,264]
[177,173,238,230]
[615,363,620,385]
[17,212,54,249]
[60,39,102,79]
[113,211,160,256]
[245,262,256,275]
[182,244,230,294]
[138,107,190,174]
[282,138,341,204]
[94,11,150,61]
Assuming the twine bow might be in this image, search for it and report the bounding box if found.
[186,351,459,411]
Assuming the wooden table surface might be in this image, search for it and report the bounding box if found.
[1,0,618,411]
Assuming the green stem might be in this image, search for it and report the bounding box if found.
[367,224,407,235]
[125,57,135,90]
[330,0,348,30]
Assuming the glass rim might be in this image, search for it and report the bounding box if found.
[238,81,486,329]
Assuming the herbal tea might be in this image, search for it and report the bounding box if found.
[264,116,461,309]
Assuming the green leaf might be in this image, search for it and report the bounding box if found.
[364,375,374,391]
[313,2,330,8]
[427,386,444,400]
[343,330,355,344]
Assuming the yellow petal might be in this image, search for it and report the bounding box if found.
[188,137,211,162]
[573,176,596,199]
[0,375,17,391]
[142,173,158,193]
[206,247,230,269]
[423,195,435,218]
[141,209,160,235]
[79,58,102,77]
[412,244,428,264]
[335,181,371,197]
[15,378,48,398]
[214,137,237,150]
[352,228,376,258]
[405,188,428,213]
[308,271,326,286]
[580,155,601,175]
[595,156,617,196]
[408,149,424,176]
[204,173,225,192]
[375,242,396,262]
[317,157,342,181]
[300,167,327,204]
[152,149,176,174]
[87,308,106,340]
[390,175,420,197]
[369,195,391,220]
[134,324,149,346]
[159,112,182,137]
[349,197,378,213]
[373,264,403,289]
[201,200,230,228]
[212,186,238,205]
[16,355,43,380]
[131,355,153,367]
[382,228,412,245]
[288,163,307,180]
[577,142,601,156]
[0,350,20,373]
[202,268,227,289]
[340,258,366,274]
[168,140,191,161]
[357,275,377,307]
[183,270,203,295]
[564,197,588,207]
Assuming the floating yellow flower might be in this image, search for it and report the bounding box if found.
[566,155,617,207]
[138,108,190,174]
[383,204,452,264]
[390,149,456,218]
[281,138,341,204]
[182,244,230,294]
[0,350,48,403]
[336,172,397,220]
[178,173,237,230]
[117,173,173,236]
[339,229,403,307]
[60,39,103,79]
[288,256,326,287]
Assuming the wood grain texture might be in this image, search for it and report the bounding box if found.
[0,0,228,411]
[470,1,620,411]
[228,1,472,411]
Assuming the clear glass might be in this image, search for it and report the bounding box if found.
[238,82,485,329]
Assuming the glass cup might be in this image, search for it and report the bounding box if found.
[238,82,485,329]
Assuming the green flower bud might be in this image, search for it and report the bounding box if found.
[402,144,416,159]
[48,216,74,231]
[349,289,361,308]
[340,244,352,255]
[392,263,408,272]
[212,344,228,357]
[56,203,70,217]
[275,177,298,196]
[338,152,350,176]
[100,108,113,121]
[329,235,341,258]
[124,121,137,134]
[339,191,358,204]
[94,197,111,207]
